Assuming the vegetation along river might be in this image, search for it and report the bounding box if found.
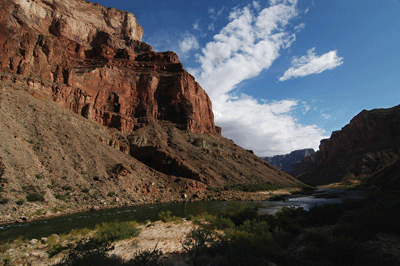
[0,189,364,241]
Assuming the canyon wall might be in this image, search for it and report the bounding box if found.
[295,105,400,187]
[0,0,301,222]
[0,0,219,134]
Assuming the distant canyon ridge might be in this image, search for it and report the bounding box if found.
[292,105,400,190]
[262,149,315,174]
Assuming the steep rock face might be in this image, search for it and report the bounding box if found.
[0,0,300,221]
[289,153,316,178]
[295,105,400,187]
[263,149,315,174]
[0,0,219,134]
[0,81,213,221]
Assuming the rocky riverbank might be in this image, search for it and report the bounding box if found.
[0,187,303,225]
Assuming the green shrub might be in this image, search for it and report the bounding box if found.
[62,186,73,191]
[107,192,115,197]
[36,173,43,179]
[22,185,37,193]
[0,197,9,204]
[47,243,69,258]
[55,194,66,201]
[128,244,163,266]
[16,199,25,205]
[81,188,90,193]
[92,191,100,200]
[182,227,217,266]
[219,202,259,226]
[158,211,181,223]
[93,221,141,245]
[26,192,45,202]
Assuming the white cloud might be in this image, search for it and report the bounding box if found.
[321,113,331,119]
[213,95,325,156]
[301,101,311,114]
[252,1,261,10]
[193,20,200,30]
[294,22,305,32]
[279,48,343,81]
[178,32,199,57]
[188,0,327,156]
[208,7,215,14]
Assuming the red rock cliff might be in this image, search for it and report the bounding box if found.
[0,0,220,134]
[295,105,400,186]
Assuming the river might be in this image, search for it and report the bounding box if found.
[0,189,364,241]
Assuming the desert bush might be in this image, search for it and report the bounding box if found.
[128,244,163,266]
[158,211,181,223]
[16,199,25,205]
[47,243,69,258]
[53,243,123,266]
[93,221,140,245]
[182,227,217,266]
[107,191,115,197]
[272,206,307,234]
[55,194,67,201]
[22,184,37,193]
[0,197,9,204]
[81,188,90,193]
[0,243,10,253]
[54,221,141,266]
[219,202,259,226]
[92,191,100,199]
[209,216,235,230]
[26,192,45,202]
[62,185,73,191]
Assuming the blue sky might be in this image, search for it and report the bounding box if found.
[92,0,400,156]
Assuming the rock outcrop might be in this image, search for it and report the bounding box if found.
[294,105,400,187]
[0,0,219,134]
[0,0,301,222]
[263,149,315,174]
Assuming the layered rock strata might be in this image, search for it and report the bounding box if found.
[295,105,400,187]
[0,0,219,134]
[0,0,301,222]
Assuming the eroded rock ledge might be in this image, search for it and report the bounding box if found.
[0,0,220,134]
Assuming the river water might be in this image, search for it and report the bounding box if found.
[0,189,364,241]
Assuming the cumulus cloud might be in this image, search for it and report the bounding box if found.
[188,0,327,156]
[178,32,199,56]
[279,48,344,81]
[214,95,324,156]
